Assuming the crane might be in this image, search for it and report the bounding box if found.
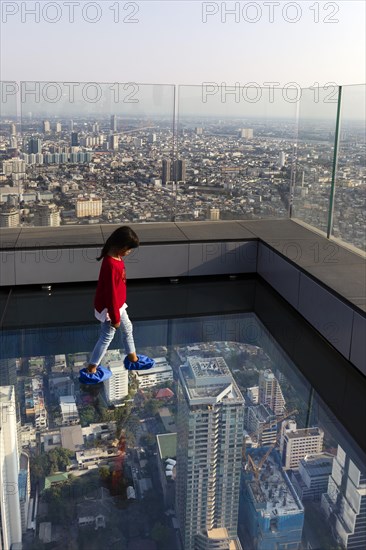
[242,409,298,464]
[247,434,280,482]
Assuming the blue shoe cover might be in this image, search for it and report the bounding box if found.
[79,365,112,385]
[124,355,155,371]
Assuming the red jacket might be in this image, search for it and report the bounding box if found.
[94,256,127,324]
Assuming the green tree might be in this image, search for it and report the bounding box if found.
[79,405,97,426]
[99,466,110,480]
[151,522,169,543]
[140,433,156,448]
[144,399,160,416]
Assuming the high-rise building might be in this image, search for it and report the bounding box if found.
[209,208,220,221]
[9,123,16,136]
[27,137,42,154]
[162,159,171,185]
[246,404,277,446]
[258,370,286,416]
[0,209,20,228]
[55,122,62,133]
[42,120,51,133]
[92,122,99,133]
[321,445,366,549]
[240,450,304,549]
[238,128,253,139]
[71,132,79,147]
[291,453,333,501]
[103,361,129,406]
[110,115,117,132]
[109,134,119,151]
[176,356,244,550]
[148,133,156,143]
[33,203,61,227]
[279,151,286,168]
[195,127,203,135]
[19,452,31,533]
[0,358,18,388]
[173,159,186,181]
[9,136,18,149]
[76,196,102,218]
[280,421,324,470]
[0,386,22,550]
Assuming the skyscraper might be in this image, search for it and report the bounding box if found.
[110,115,117,132]
[76,196,102,218]
[238,128,253,139]
[173,159,186,182]
[258,370,286,416]
[279,151,286,168]
[42,120,50,133]
[109,134,119,151]
[9,123,16,136]
[27,137,42,154]
[102,350,129,406]
[33,204,61,227]
[321,445,366,549]
[162,159,171,185]
[176,356,244,550]
[71,132,79,147]
[0,386,22,550]
[55,122,62,133]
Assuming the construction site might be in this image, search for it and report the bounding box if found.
[239,449,304,550]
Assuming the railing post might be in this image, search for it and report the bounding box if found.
[289,99,300,219]
[171,84,177,222]
[327,85,343,239]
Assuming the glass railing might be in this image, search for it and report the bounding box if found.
[291,84,340,235]
[0,280,365,550]
[332,84,366,252]
[0,81,21,231]
[0,81,365,253]
[176,84,297,221]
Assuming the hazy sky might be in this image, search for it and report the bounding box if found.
[0,1,365,119]
[1,0,365,85]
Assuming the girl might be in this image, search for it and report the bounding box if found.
[80,226,154,384]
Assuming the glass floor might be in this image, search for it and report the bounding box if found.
[1,278,365,550]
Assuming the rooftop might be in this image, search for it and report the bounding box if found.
[0,385,13,403]
[285,427,323,439]
[156,432,177,460]
[247,452,304,515]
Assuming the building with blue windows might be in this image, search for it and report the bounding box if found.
[239,450,304,550]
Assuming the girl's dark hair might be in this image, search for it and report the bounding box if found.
[97,226,139,261]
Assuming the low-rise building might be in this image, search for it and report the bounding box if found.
[59,395,79,425]
[76,447,119,469]
[156,433,177,507]
[20,424,37,448]
[158,407,177,433]
[49,374,74,398]
[133,357,173,389]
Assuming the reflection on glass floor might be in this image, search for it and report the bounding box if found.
[1,312,365,550]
